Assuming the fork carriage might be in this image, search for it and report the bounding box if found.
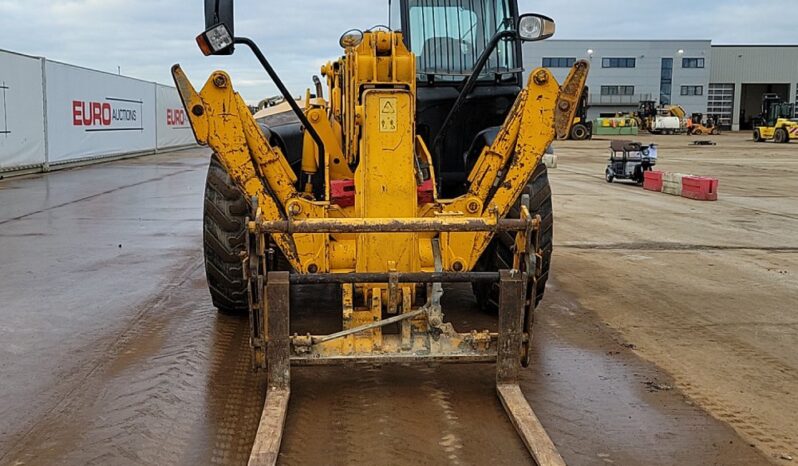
[247,214,563,466]
[245,212,541,367]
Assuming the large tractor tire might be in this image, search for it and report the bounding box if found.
[775,128,788,144]
[473,163,553,312]
[203,154,249,314]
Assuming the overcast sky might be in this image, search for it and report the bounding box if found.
[0,0,795,103]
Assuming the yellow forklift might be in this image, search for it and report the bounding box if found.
[689,113,720,135]
[753,94,798,143]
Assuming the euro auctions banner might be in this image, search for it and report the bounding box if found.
[45,61,156,163]
[156,84,195,149]
[0,50,46,170]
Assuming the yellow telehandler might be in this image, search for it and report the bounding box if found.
[174,1,587,464]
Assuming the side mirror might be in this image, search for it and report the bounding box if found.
[200,0,235,55]
[517,14,555,42]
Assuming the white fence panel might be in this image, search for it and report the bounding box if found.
[156,84,195,149]
[0,51,46,170]
[45,61,156,163]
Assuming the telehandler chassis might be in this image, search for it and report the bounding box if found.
[173,26,586,464]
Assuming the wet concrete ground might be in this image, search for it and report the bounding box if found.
[0,144,776,465]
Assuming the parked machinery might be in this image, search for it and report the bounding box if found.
[593,116,639,136]
[174,0,589,463]
[635,100,687,134]
[689,113,721,135]
[753,93,797,143]
[635,100,658,132]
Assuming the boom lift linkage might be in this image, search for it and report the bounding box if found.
[175,23,586,466]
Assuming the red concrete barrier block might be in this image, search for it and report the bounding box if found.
[643,171,664,192]
[681,176,718,201]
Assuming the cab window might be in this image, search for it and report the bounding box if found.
[407,0,516,80]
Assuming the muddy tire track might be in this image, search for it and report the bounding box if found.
[204,315,266,466]
[0,260,264,466]
[277,357,533,465]
[281,365,462,465]
[612,287,796,458]
[544,265,794,465]
[0,254,204,462]
[0,272,774,466]
[642,314,798,459]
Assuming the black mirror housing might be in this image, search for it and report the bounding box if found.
[204,0,235,55]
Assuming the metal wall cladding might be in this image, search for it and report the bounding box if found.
[710,46,798,84]
[0,50,46,169]
[0,49,195,172]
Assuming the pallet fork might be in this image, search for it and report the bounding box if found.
[249,271,563,466]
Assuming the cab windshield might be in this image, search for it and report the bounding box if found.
[406,0,517,81]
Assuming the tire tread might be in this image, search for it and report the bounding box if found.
[473,163,553,311]
[203,155,249,314]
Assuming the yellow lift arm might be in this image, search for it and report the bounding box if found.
[172,33,571,279]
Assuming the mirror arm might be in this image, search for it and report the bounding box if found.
[431,29,516,188]
[234,37,326,194]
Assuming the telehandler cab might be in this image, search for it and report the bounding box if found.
[174,1,588,463]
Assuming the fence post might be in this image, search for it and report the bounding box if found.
[153,83,159,154]
[40,57,50,173]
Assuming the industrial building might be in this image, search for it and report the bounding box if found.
[524,40,798,130]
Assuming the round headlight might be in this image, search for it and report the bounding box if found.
[518,16,542,41]
[339,29,364,48]
[517,14,555,42]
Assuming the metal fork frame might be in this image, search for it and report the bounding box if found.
[248,269,565,466]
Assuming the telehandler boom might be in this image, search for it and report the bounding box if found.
[174,1,588,464]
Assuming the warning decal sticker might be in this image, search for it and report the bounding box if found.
[379,97,397,133]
